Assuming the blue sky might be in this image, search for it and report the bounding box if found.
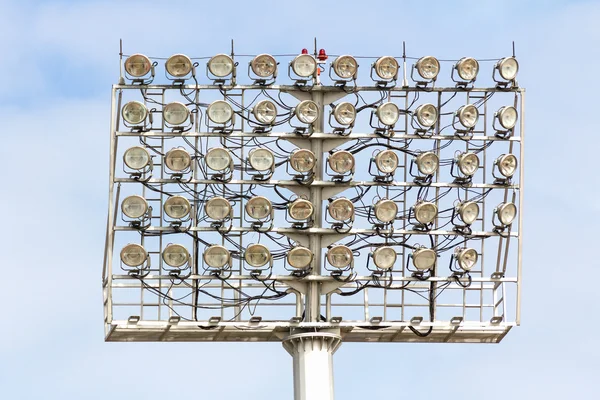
[0,0,598,398]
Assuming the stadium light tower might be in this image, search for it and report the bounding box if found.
[104,39,524,400]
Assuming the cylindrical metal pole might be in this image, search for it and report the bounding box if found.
[283,332,342,400]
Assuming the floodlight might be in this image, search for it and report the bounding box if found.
[248,148,275,171]
[120,244,148,267]
[332,55,358,79]
[289,149,316,173]
[495,106,518,130]
[164,148,191,172]
[250,54,277,78]
[205,148,232,171]
[456,201,479,225]
[162,244,190,268]
[328,151,355,174]
[206,197,232,221]
[121,195,148,219]
[373,56,398,80]
[374,199,398,223]
[122,101,148,125]
[414,201,437,225]
[495,56,519,81]
[245,244,271,267]
[327,245,353,268]
[208,54,234,77]
[414,56,440,82]
[456,104,479,129]
[372,246,397,270]
[454,57,479,82]
[288,247,313,269]
[124,54,152,77]
[123,146,151,170]
[374,150,399,174]
[328,198,354,221]
[375,102,399,126]
[456,152,480,176]
[288,199,314,220]
[332,102,356,126]
[291,54,317,77]
[295,100,318,124]
[163,102,189,126]
[495,202,517,226]
[414,103,438,129]
[412,248,436,270]
[207,100,234,124]
[415,152,439,175]
[165,54,193,78]
[163,196,191,219]
[245,196,272,220]
[203,245,230,269]
[253,100,277,125]
[455,248,478,271]
[495,154,517,178]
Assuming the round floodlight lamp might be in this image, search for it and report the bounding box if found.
[295,100,318,124]
[374,199,398,223]
[204,245,230,269]
[414,201,438,225]
[288,247,313,269]
[165,54,193,77]
[455,57,479,81]
[289,199,314,221]
[457,104,479,129]
[328,198,354,221]
[415,152,439,175]
[121,195,148,219]
[457,152,480,176]
[163,196,191,219]
[165,148,191,172]
[496,57,519,81]
[373,246,397,270]
[376,102,400,126]
[206,197,232,221]
[291,54,317,77]
[415,103,438,128]
[206,148,232,171]
[327,245,353,268]
[245,196,272,220]
[456,248,478,271]
[374,56,398,80]
[496,106,518,130]
[332,55,357,79]
[162,244,189,268]
[251,54,277,78]
[333,102,357,126]
[412,248,436,270]
[374,150,399,174]
[328,150,355,174]
[207,100,234,125]
[457,201,479,225]
[122,101,148,125]
[245,244,271,267]
[163,102,189,126]
[123,146,151,170]
[496,202,517,226]
[495,154,518,178]
[120,244,148,267]
[289,149,316,173]
[248,148,275,171]
[124,54,152,77]
[416,56,440,80]
[208,54,234,77]
[253,100,277,125]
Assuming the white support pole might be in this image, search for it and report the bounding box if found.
[283,332,342,400]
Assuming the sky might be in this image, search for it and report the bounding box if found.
[0,0,598,398]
